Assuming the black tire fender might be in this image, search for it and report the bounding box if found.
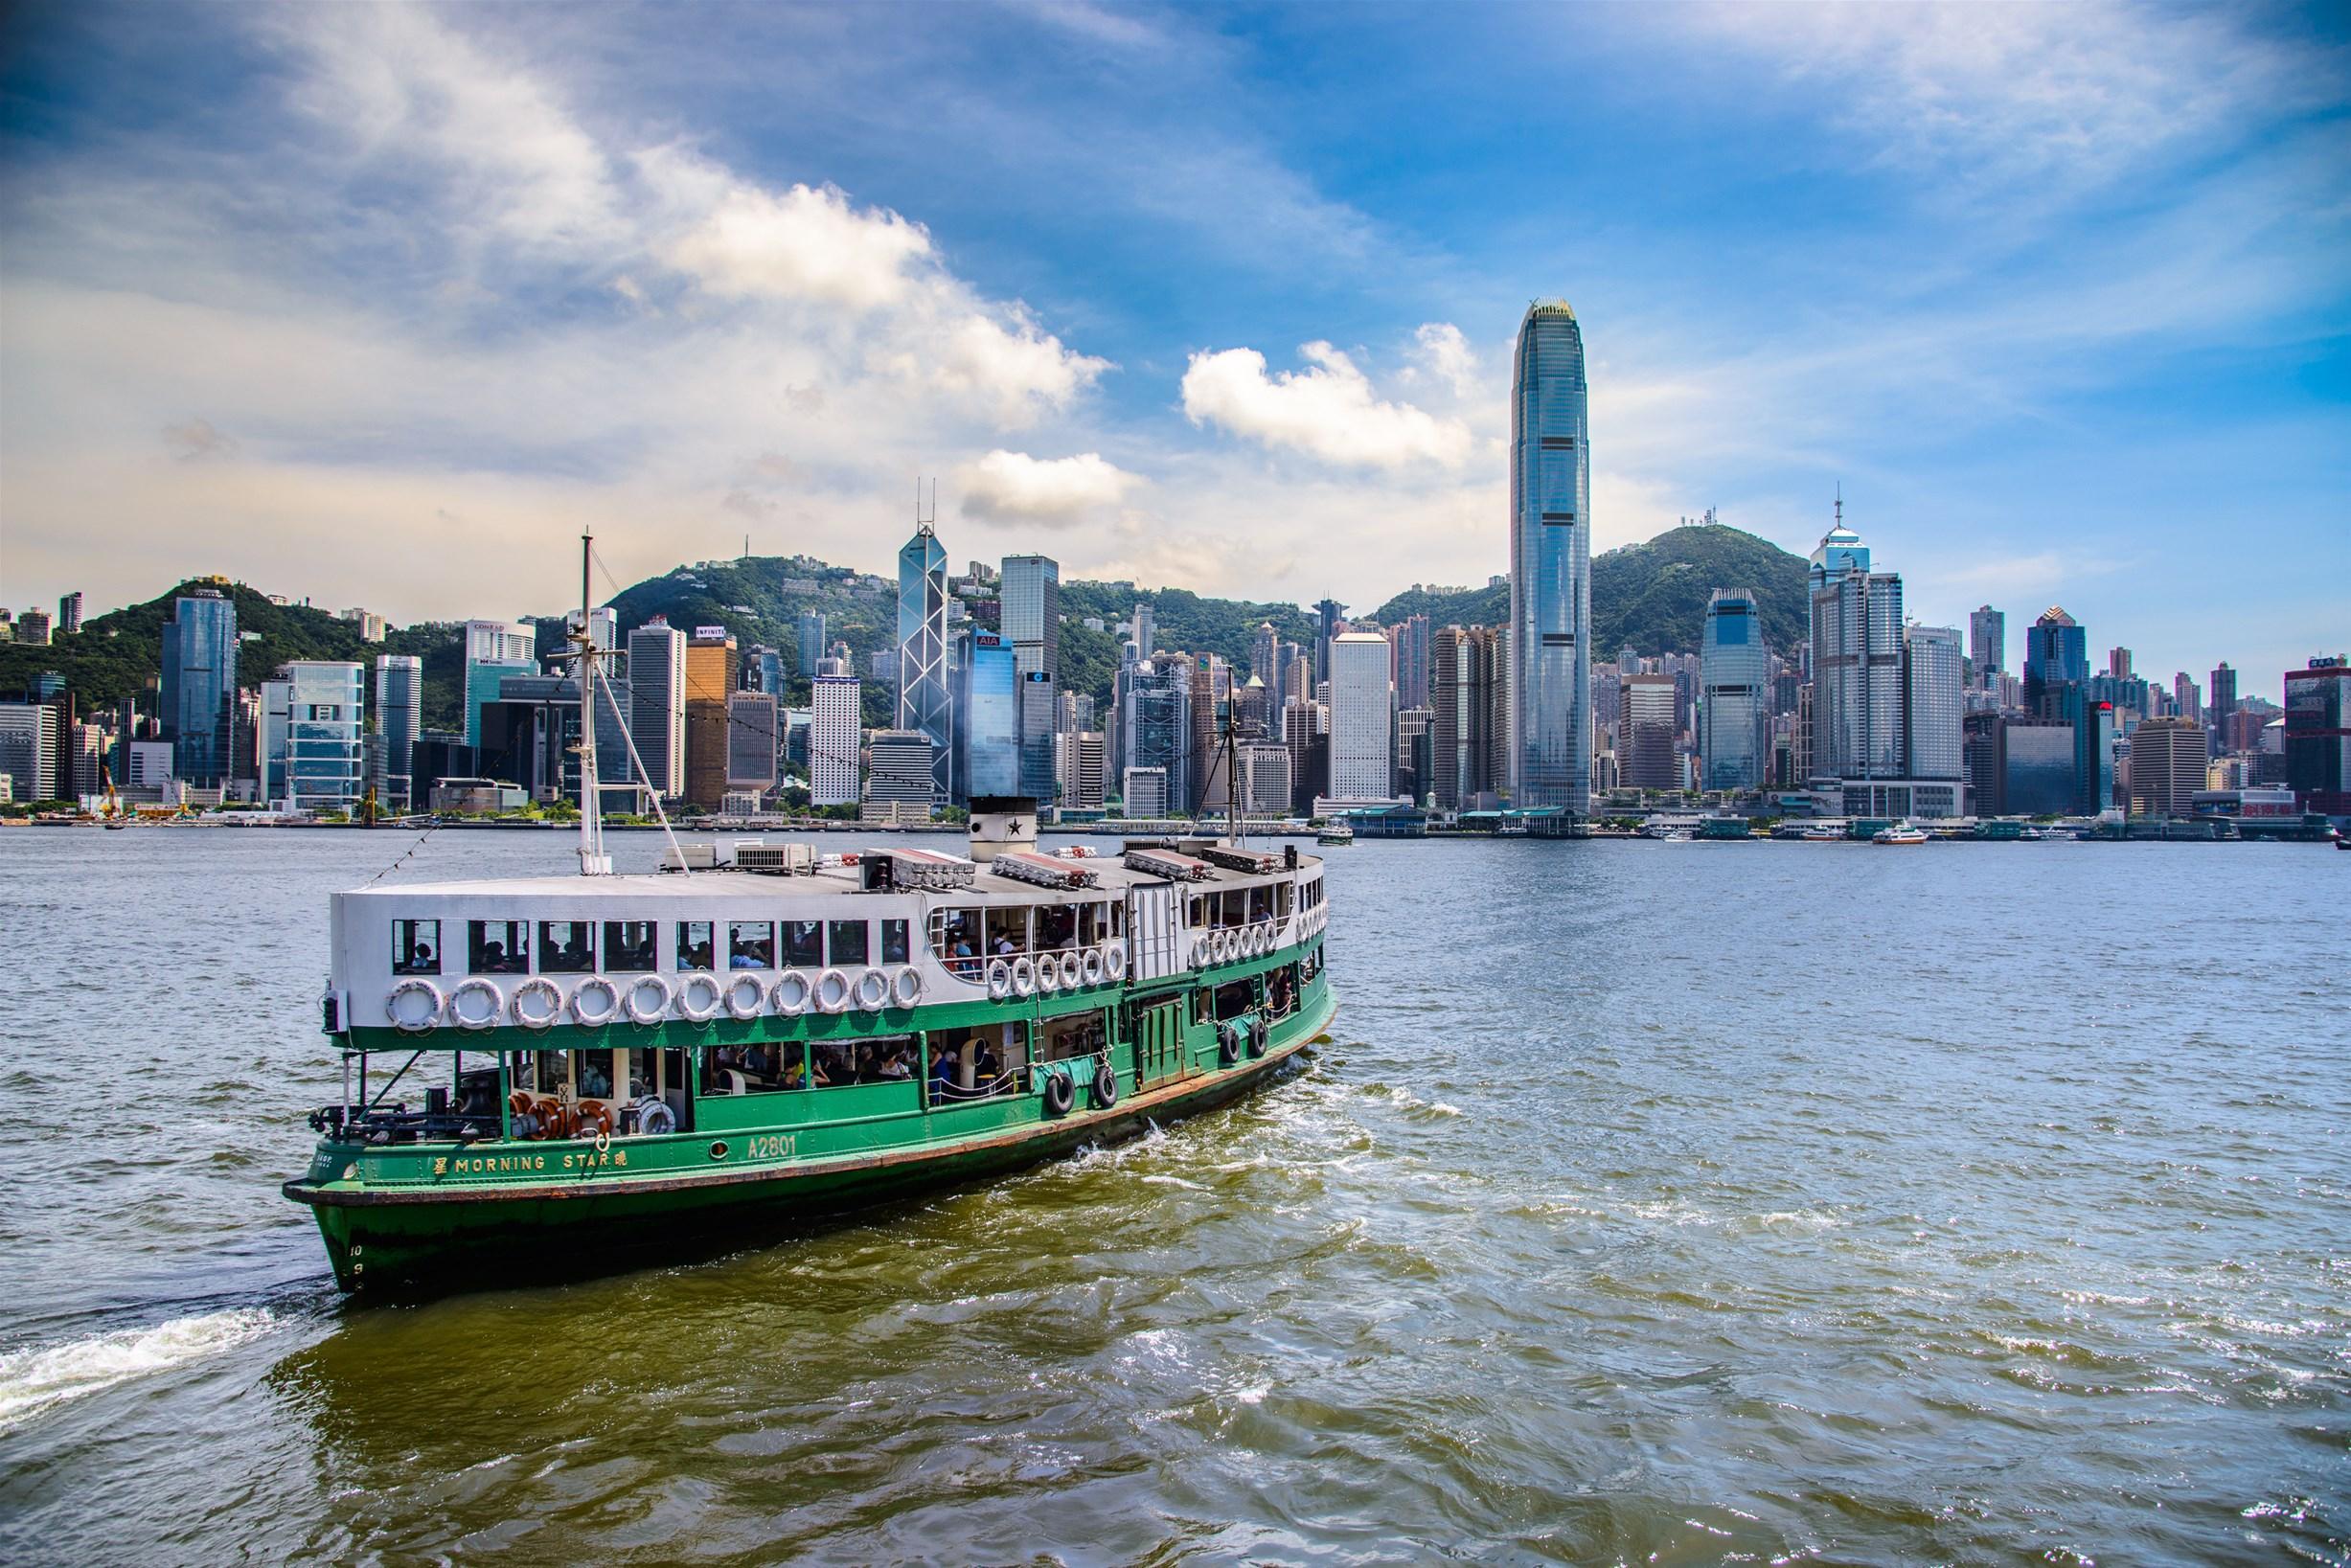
[1092,1062,1120,1108]
[1042,1070,1076,1116]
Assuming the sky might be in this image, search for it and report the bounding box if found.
[1,1,2345,695]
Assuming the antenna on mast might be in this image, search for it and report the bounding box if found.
[915,476,936,529]
[1835,483,1843,528]
[573,530,612,876]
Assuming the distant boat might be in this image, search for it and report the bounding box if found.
[1316,821,1355,846]
[1798,824,1843,841]
[1872,823,1929,845]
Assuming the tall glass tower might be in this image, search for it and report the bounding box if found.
[1808,515,1904,784]
[1700,589,1768,791]
[896,525,952,801]
[1508,300,1591,812]
[160,589,239,784]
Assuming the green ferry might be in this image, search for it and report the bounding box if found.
[285,828,1333,1293]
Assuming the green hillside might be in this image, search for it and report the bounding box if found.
[1369,524,1807,659]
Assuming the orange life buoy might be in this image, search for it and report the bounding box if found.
[574,1101,614,1139]
[537,1098,574,1139]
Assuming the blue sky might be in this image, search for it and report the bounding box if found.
[1,1,2344,694]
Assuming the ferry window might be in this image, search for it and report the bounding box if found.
[1187,895,1207,927]
[605,920,657,973]
[540,920,595,973]
[985,906,1028,956]
[1214,980,1255,1022]
[1277,883,1293,917]
[785,920,824,968]
[530,1049,567,1094]
[729,920,775,970]
[880,919,911,965]
[1036,904,1079,951]
[1303,944,1323,982]
[1110,901,1126,939]
[676,921,715,971]
[1076,903,1105,946]
[827,920,868,966]
[933,909,982,970]
[1037,1011,1101,1065]
[469,920,529,974]
[1267,964,1299,1017]
[392,920,441,976]
[708,1041,790,1096]
[1191,988,1211,1025]
[812,1034,917,1089]
[923,1025,1022,1101]
[572,1049,616,1100]
[1247,887,1272,922]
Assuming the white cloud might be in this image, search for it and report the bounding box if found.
[660,180,933,310]
[1406,322,1480,399]
[958,450,1139,524]
[1180,342,1474,469]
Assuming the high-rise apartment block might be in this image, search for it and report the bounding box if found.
[0,703,60,801]
[1430,625,1504,808]
[57,592,83,636]
[1507,299,1591,812]
[1968,605,2005,681]
[796,611,826,679]
[1903,625,1966,787]
[810,674,861,807]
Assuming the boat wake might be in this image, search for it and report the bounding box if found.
[0,1307,277,1433]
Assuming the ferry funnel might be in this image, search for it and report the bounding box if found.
[967,797,1039,863]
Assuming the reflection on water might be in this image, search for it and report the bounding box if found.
[0,829,2345,1563]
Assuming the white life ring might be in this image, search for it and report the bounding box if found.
[1191,937,1210,968]
[1081,947,1105,986]
[892,966,924,1008]
[635,1097,676,1136]
[570,976,623,1028]
[723,973,767,1021]
[1252,924,1269,956]
[814,968,853,1013]
[386,978,443,1033]
[1104,943,1128,980]
[511,977,563,1030]
[623,973,673,1026]
[1038,952,1061,993]
[447,978,502,1031]
[1214,930,1233,965]
[986,959,1014,1001]
[1059,951,1083,989]
[771,970,812,1016]
[855,968,890,1011]
[1011,956,1038,997]
[675,972,723,1023]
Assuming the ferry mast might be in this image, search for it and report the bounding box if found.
[574,530,612,877]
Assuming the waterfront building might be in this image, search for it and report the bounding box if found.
[1394,707,1432,806]
[1969,606,2006,683]
[625,621,687,799]
[1507,299,1592,813]
[1239,741,1292,817]
[956,631,1019,801]
[810,674,860,807]
[2208,662,2237,755]
[1019,670,1059,801]
[461,620,538,750]
[2130,716,2207,818]
[1122,764,1170,818]
[1123,658,1191,813]
[1056,730,1107,810]
[1903,625,1965,784]
[2283,655,2351,816]
[161,589,238,785]
[1001,556,1061,679]
[57,592,82,636]
[1619,672,1678,791]
[1807,512,1904,784]
[897,527,953,802]
[1963,710,2002,813]
[374,655,422,808]
[683,629,738,808]
[2000,718,2077,816]
[476,672,637,810]
[262,661,365,812]
[726,692,779,794]
[1429,625,1502,808]
[1394,614,1432,712]
[1699,589,1769,792]
[1189,653,1233,814]
[796,611,826,679]
[1326,631,1396,805]
[2023,607,2088,713]
[0,702,59,801]
[126,738,173,788]
[861,729,935,819]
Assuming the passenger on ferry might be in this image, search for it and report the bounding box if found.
[578,1055,613,1099]
[680,933,715,969]
[879,1048,913,1081]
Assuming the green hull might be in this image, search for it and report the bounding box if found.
[287,989,1334,1295]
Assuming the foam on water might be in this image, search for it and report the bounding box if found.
[0,1308,277,1432]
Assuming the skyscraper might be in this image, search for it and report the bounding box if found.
[2108,647,2134,683]
[1430,625,1503,809]
[57,591,82,636]
[810,673,861,807]
[1000,556,1061,678]
[262,661,365,811]
[1902,625,1965,785]
[1394,614,1432,712]
[1122,658,1191,812]
[2130,716,2206,818]
[956,630,1019,800]
[1699,589,1768,792]
[683,629,737,807]
[2283,655,2350,817]
[897,526,951,802]
[726,692,779,795]
[1618,673,1678,791]
[374,654,422,807]
[1312,598,1346,688]
[1507,299,1591,812]
[160,589,238,785]
[1325,631,1394,804]
[1969,605,2005,681]
[2023,608,2088,713]
[796,611,826,679]
[462,619,538,751]
[626,620,686,799]
[2208,661,2237,750]
[1807,512,1903,783]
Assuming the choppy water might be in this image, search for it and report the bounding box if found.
[0,827,2344,1564]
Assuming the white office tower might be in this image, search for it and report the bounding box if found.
[1122,765,1169,818]
[1055,729,1107,809]
[810,674,861,807]
[625,621,687,798]
[1324,631,1397,806]
[1903,625,1965,784]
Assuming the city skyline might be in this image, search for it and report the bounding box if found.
[0,4,2343,699]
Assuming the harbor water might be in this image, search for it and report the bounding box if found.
[0,829,2343,1563]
